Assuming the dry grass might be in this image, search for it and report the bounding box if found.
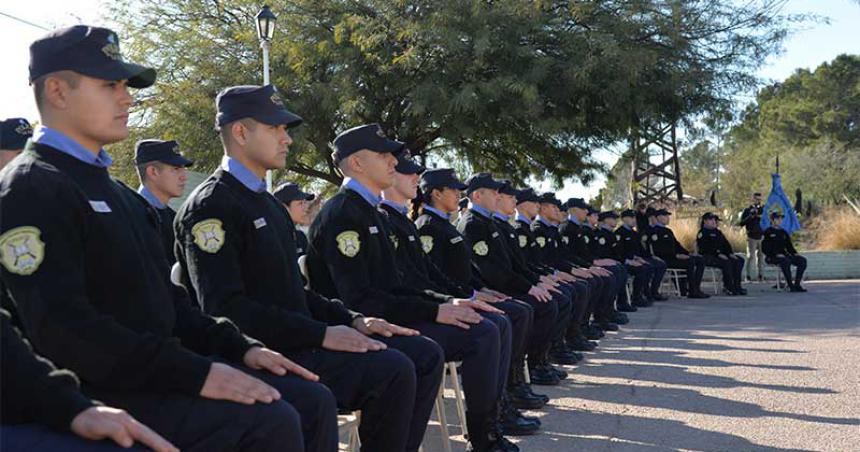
[813,208,860,250]
[669,217,747,253]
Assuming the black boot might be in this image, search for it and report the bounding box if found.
[466,411,518,452]
[548,341,581,365]
[568,335,597,351]
[617,302,637,312]
[651,292,669,301]
[527,362,560,386]
[499,398,540,436]
[583,324,604,340]
[632,298,653,307]
[612,311,630,324]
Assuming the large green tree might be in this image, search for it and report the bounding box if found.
[106,0,801,193]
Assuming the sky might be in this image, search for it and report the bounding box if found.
[1,0,858,199]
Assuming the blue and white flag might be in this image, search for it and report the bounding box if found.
[760,173,801,234]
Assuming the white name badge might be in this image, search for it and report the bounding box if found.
[89,200,111,213]
[450,237,463,244]
[254,217,267,229]
[491,232,499,238]
[408,235,416,242]
[369,226,379,234]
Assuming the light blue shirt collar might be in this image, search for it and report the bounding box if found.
[380,198,408,215]
[138,185,166,209]
[424,205,449,220]
[516,213,532,225]
[537,216,556,228]
[600,224,613,231]
[654,222,667,228]
[493,212,509,221]
[31,125,113,168]
[470,203,493,219]
[568,215,581,225]
[343,177,381,207]
[622,224,633,230]
[221,156,265,193]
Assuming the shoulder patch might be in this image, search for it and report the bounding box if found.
[192,219,225,254]
[584,235,590,244]
[518,235,528,248]
[562,236,569,244]
[420,235,434,253]
[473,241,489,256]
[389,234,399,250]
[336,230,361,257]
[536,236,546,248]
[598,237,606,245]
[651,234,658,241]
[616,234,621,241]
[697,232,703,239]
[0,226,45,275]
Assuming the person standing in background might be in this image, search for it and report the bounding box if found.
[740,192,765,282]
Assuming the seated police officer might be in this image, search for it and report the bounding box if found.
[306,124,517,452]
[380,154,540,436]
[557,199,622,333]
[1,308,178,452]
[175,87,437,452]
[1,25,317,452]
[696,213,747,296]
[273,182,315,257]
[617,209,668,302]
[413,170,557,398]
[649,209,710,299]
[762,212,807,292]
[515,191,602,348]
[597,211,654,308]
[134,139,193,261]
[584,206,630,326]
[0,118,32,169]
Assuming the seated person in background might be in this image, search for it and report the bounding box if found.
[696,213,747,296]
[649,209,710,299]
[1,307,177,452]
[273,182,315,257]
[762,212,807,292]
[616,209,668,302]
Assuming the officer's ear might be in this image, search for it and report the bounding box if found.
[34,71,80,113]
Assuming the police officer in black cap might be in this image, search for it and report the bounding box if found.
[134,139,193,262]
[617,209,668,301]
[596,211,655,307]
[273,183,316,257]
[176,86,436,452]
[0,118,32,169]
[557,198,624,332]
[696,212,747,295]
[649,209,710,298]
[762,212,807,292]
[2,25,314,451]
[380,154,541,436]
[307,124,518,451]
[414,170,556,403]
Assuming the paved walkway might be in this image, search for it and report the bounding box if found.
[419,280,860,452]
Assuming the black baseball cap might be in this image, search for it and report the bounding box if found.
[394,148,425,175]
[516,187,540,204]
[134,139,193,167]
[538,192,563,209]
[420,168,468,192]
[598,211,619,221]
[587,206,600,215]
[273,183,315,204]
[0,118,33,151]
[216,85,302,129]
[564,197,589,210]
[620,209,636,218]
[332,123,403,163]
[465,172,504,195]
[655,208,672,216]
[646,207,658,217]
[29,25,155,88]
[497,179,520,197]
[701,212,721,221]
[770,211,784,219]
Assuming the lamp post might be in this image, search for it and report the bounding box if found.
[256,5,276,191]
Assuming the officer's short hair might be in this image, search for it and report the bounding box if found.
[218,118,258,148]
[32,71,80,113]
[136,161,166,183]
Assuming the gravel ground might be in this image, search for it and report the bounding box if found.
[414,280,860,452]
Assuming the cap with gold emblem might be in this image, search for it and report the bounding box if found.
[215,84,303,129]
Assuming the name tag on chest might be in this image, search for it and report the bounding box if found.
[492,232,499,238]
[89,200,111,213]
[369,226,379,234]
[408,235,416,242]
[254,217,268,229]
[450,236,463,244]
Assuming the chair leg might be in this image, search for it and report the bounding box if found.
[434,383,452,452]
[448,363,468,437]
[523,362,530,385]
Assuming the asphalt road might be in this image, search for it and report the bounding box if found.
[416,280,860,452]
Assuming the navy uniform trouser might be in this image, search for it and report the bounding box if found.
[585,271,616,323]
[494,299,533,384]
[1,425,146,452]
[287,339,435,452]
[702,255,745,291]
[766,254,807,286]
[665,255,706,294]
[84,362,334,452]
[642,257,667,297]
[401,318,507,417]
[515,293,558,366]
[625,262,654,302]
[557,281,587,340]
